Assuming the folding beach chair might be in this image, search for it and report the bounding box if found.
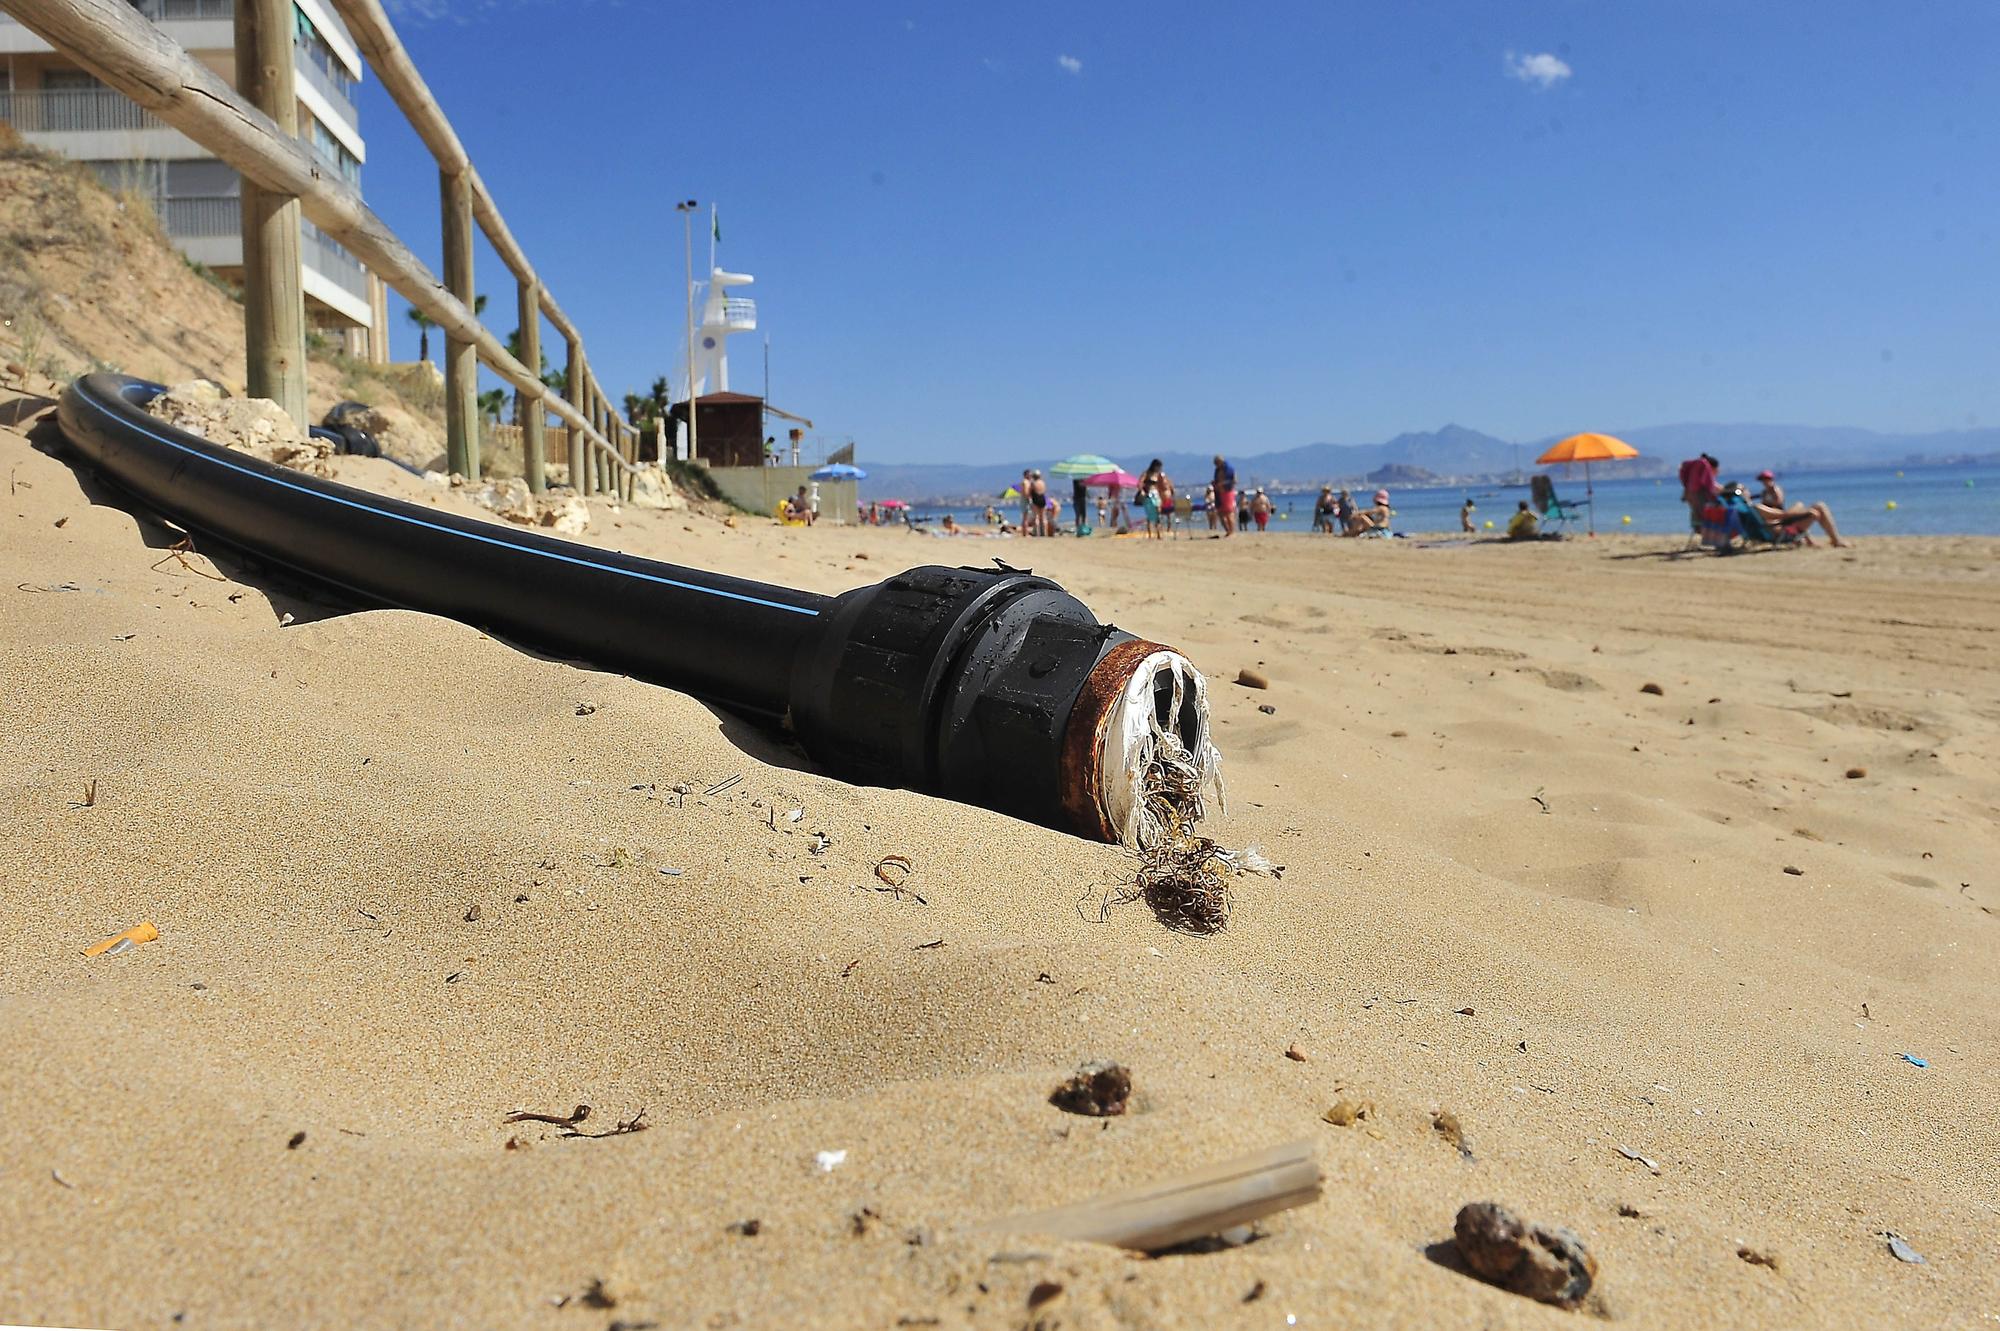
[1530,474,1587,534]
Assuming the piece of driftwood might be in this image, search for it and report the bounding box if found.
[978,1139,1322,1252]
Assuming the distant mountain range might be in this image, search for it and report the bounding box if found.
[855,422,2000,502]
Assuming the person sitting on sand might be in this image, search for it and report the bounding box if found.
[1507,500,1541,540]
[1346,489,1391,535]
[941,513,959,535]
[793,486,817,526]
[1755,469,1849,547]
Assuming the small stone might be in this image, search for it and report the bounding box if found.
[1433,1109,1473,1159]
[576,702,598,716]
[1050,1060,1131,1117]
[1453,1202,1597,1309]
[1845,767,1867,779]
[1258,703,1277,715]
[1639,682,1665,696]
[728,1217,761,1236]
[1322,1098,1372,1127]
[1283,1044,1308,1062]
[1782,865,1804,876]
[286,1131,306,1150]
[1236,668,1270,690]
[464,903,482,921]
[1027,1281,1064,1310]
[1390,729,1408,737]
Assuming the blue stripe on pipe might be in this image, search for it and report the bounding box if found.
[80,386,821,618]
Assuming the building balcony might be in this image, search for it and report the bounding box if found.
[1,3,232,55]
[145,193,372,325]
[0,87,205,159]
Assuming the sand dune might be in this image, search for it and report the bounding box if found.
[3,391,1996,1328]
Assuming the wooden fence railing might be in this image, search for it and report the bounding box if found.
[2,0,640,501]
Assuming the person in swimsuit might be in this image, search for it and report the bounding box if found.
[1212,455,1238,535]
[1346,489,1391,535]
[1139,459,1167,539]
[1027,469,1049,536]
[1753,469,1847,546]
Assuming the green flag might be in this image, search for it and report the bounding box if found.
[712,209,720,243]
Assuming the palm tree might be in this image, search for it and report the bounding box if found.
[477,387,506,422]
[406,295,485,364]
[405,307,436,363]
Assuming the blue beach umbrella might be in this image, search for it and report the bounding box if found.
[811,463,868,481]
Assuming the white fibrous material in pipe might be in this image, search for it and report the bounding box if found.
[1099,651,1225,850]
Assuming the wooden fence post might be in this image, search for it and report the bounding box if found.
[440,167,478,479]
[517,276,545,493]
[235,0,307,426]
[566,343,586,495]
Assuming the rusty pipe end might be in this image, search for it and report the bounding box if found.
[1058,639,1223,846]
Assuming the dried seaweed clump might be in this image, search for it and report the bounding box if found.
[1050,1060,1132,1117]
[1116,729,1270,934]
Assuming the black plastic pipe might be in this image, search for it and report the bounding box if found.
[55,375,1208,839]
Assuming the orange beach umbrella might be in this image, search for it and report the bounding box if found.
[1535,433,1640,536]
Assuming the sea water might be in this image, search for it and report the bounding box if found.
[894,462,2000,538]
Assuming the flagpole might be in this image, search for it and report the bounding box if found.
[709,202,717,274]
[675,198,699,464]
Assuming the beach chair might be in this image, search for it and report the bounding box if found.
[1732,495,1809,549]
[1530,474,1587,534]
[1701,492,1803,553]
[1695,498,1743,551]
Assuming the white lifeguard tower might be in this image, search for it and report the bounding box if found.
[690,267,756,398]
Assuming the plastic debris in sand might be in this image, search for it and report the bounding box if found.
[1884,1232,1926,1264]
[84,921,159,957]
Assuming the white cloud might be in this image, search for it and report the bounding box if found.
[1504,50,1572,90]
[1057,54,1083,75]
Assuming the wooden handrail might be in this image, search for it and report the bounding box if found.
[325,0,585,348]
[2,0,634,480]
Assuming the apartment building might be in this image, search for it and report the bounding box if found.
[1,0,391,361]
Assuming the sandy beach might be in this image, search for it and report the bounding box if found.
[3,391,1997,1328]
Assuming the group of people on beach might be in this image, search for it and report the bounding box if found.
[1311,486,1394,536]
[1003,455,1298,540]
[1681,454,1848,547]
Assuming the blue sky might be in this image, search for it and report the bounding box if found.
[365,1,1998,463]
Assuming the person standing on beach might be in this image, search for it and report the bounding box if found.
[1203,483,1218,531]
[1027,469,1049,536]
[1139,459,1167,540]
[1072,475,1090,536]
[1460,498,1476,533]
[1250,488,1271,532]
[1019,469,1034,532]
[1213,455,1237,535]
